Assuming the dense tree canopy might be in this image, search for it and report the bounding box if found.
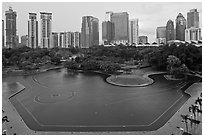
[167,55,189,78]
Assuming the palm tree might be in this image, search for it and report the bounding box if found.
[189,104,198,120]
[181,114,190,133]
[195,97,202,110]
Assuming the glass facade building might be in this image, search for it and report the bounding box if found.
[176,13,186,41]
[81,16,99,48]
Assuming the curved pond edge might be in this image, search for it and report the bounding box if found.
[6,71,202,133]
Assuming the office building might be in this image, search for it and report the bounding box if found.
[5,7,17,48]
[28,13,38,48]
[129,19,139,45]
[81,16,99,48]
[2,20,5,48]
[73,32,81,48]
[51,32,59,48]
[176,13,186,41]
[156,26,166,44]
[187,9,199,29]
[185,9,201,41]
[40,12,52,48]
[102,21,114,45]
[166,20,174,42]
[139,36,148,44]
[185,27,201,41]
[111,12,129,44]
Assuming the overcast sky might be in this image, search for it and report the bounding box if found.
[2,2,202,43]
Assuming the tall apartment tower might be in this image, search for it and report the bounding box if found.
[111,12,129,44]
[5,7,17,48]
[40,12,52,48]
[175,13,186,41]
[166,20,174,42]
[156,26,166,44]
[187,9,199,28]
[59,32,65,48]
[73,32,81,48]
[65,32,73,48]
[81,16,99,48]
[129,19,139,45]
[28,13,38,48]
[2,20,5,48]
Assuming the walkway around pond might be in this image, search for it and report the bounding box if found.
[2,68,202,135]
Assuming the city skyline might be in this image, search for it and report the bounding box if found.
[2,2,202,43]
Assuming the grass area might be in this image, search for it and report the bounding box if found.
[109,75,151,85]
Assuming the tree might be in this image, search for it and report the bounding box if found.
[195,97,202,111]
[181,114,190,133]
[189,104,198,120]
[167,55,189,78]
[64,61,79,70]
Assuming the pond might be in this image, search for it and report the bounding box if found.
[2,68,201,132]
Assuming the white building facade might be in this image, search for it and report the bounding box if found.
[28,13,38,48]
[129,19,139,45]
[40,12,52,48]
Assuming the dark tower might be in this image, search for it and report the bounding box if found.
[5,7,17,48]
[166,20,174,42]
[176,13,186,41]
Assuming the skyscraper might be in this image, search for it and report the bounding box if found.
[111,12,129,44]
[187,9,199,29]
[2,20,5,48]
[156,26,166,44]
[81,16,99,48]
[129,19,139,45]
[5,7,17,48]
[176,13,186,41]
[28,13,38,48]
[40,12,52,48]
[102,21,114,45]
[73,32,81,48]
[185,9,201,42]
[166,20,174,42]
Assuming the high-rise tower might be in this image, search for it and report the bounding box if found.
[81,16,99,48]
[28,13,38,48]
[166,20,174,42]
[187,9,199,28]
[185,9,201,42]
[111,12,129,44]
[156,26,166,44]
[40,12,52,48]
[129,19,139,45]
[5,7,17,48]
[2,20,5,48]
[176,13,186,41]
